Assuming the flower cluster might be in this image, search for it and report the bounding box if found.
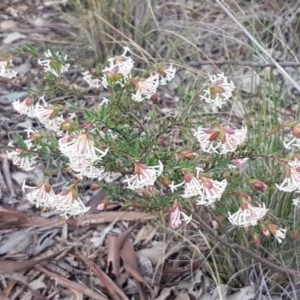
[169,168,227,206]
[7,129,41,171]
[4,45,288,247]
[58,129,110,179]
[38,49,70,77]
[23,181,90,217]
[82,48,176,103]
[170,199,192,229]
[0,58,18,78]
[124,161,163,190]
[228,202,268,227]
[194,126,247,154]
[200,73,235,108]
[276,159,300,192]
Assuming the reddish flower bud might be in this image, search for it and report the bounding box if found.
[151,94,159,103]
[292,125,300,139]
[158,136,167,144]
[162,177,172,188]
[262,226,270,237]
[238,191,252,202]
[90,183,100,190]
[292,230,299,240]
[180,150,198,160]
[183,172,193,183]
[208,131,219,141]
[251,180,268,191]
[253,233,261,245]
[25,97,34,106]
[61,121,73,132]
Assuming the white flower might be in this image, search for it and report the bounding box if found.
[228,158,248,171]
[200,73,235,108]
[158,64,176,85]
[7,141,38,171]
[0,59,18,78]
[101,47,134,88]
[34,96,64,133]
[59,130,109,162]
[23,181,56,208]
[169,168,227,206]
[283,125,300,149]
[124,161,163,190]
[54,188,90,218]
[228,203,268,227]
[131,72,160,102]
[274,227,286,244]
[193,126,247,154]
[82,70,102,88]
[12,97,36,118]
[283,137,300,150]
[276,159,300,192]
[293,197,300,207]
[170,200,192,229]
[38,49,70,77]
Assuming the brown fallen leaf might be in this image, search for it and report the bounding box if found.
[70,211,154,227]
[35,265,107,300]
[163,260,204,274]
[120,239,153,297]
[14,211,154,228]
[106,235,120,279]
[0,209,31,228]
[76,251,128,300]
[0,251,61,274]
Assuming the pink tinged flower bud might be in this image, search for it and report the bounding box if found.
[158,136,167,144]
[262,226,270,237]
[180,150,197,160]
[267,223,279,235]
[151,94,159,103]
[201,177,213,189]
[224,127,235,135]
[239,191,252,202]
[292,230,299,240]
[292,125,300,139]
[253,180,268,191]
[162,177,172,188]
[253,233,261,245]
[170,199,182,229]
[44,183,52,193]
[240,203,250,210]
[25,97,34,106]
[208,130,219,141]
[183,172,193,183]
[135,162,149,175]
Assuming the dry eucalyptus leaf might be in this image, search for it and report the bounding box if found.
[136,243,165,265]
[134,224,156,246]
[154,287,177,300]
[174,293,190,300]
[106,235,120,278]
[227,286,256,300]
[28,279,46,290]
[0,228,32,255]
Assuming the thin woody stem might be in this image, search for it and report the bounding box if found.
[186,206,300,278]
[190,60,300,68]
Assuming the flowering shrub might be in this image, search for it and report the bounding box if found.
[2,46,300,246]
